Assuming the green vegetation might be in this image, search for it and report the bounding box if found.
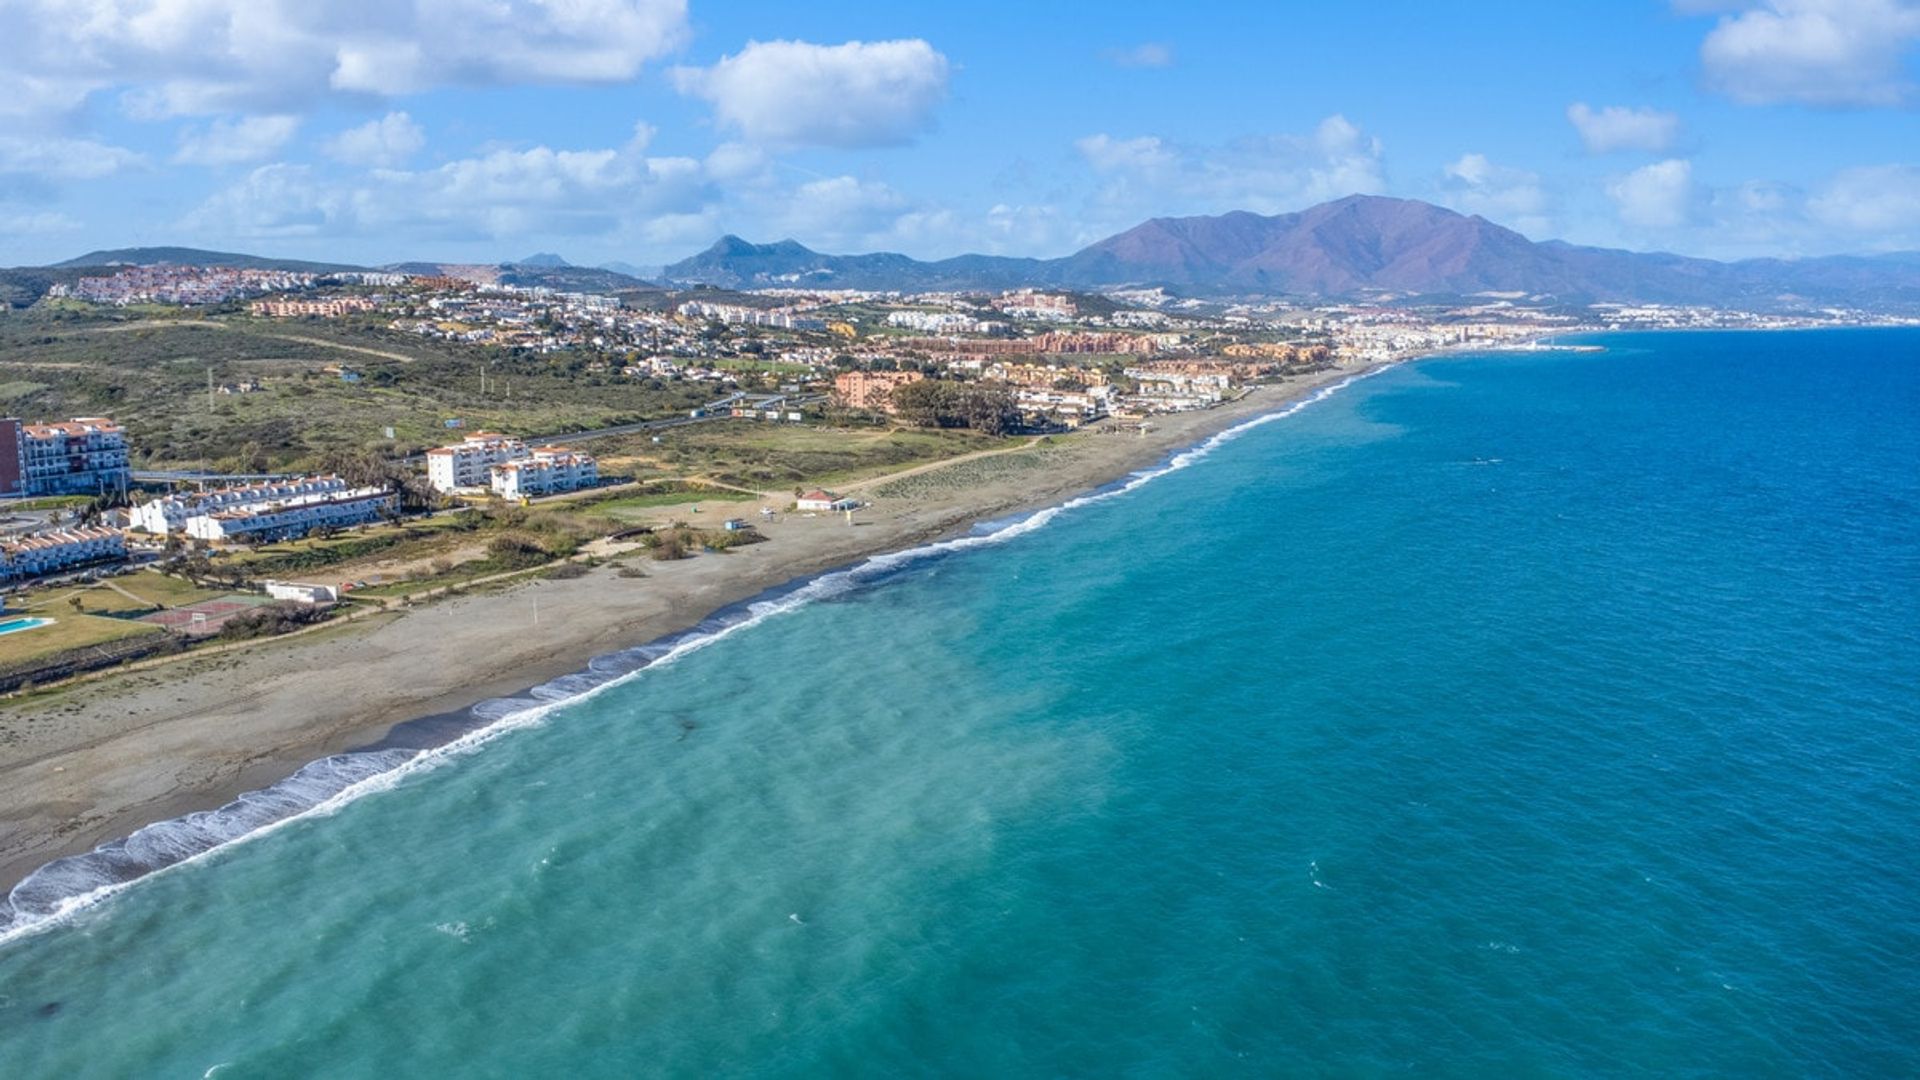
[595,420,999,489]
[0,309,713,469]
[582,482,759,520]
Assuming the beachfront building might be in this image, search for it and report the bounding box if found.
[489,448,597,500]
[183,486,396,544]
[0,526,128,582]
[0,417,132,497]
[426,433,528,493]
[131,476,352,534]
[796,489,857,512]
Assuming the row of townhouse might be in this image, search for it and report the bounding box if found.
[0,526,128,582]
[184,486,396,544]
[131,476,351,534]
[0,417,132,497]
[425,434,598,499]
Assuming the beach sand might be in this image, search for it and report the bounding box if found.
[0,369,1366,895]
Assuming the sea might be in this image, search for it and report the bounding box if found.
[1,328,1916,1078]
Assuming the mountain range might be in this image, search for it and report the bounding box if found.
[663,195,1920,310]
[16,196,1920,311]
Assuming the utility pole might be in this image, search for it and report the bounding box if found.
[207,367,215,413]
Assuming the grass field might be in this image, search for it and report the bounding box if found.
[594,421,1002,490]
[0,599,165,668]
[0,309,715,469]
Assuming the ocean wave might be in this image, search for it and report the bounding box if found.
[0,368,1385,949]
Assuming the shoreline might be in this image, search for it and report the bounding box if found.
[0,363,1385,932]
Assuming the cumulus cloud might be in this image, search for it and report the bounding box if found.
[1439,153,1550,234]
[0,136,145,180]
[185,139,712,241]
[173,115,301,165]
[1566,103,1682,153]
[0,0,690,119]
[1104,43,1175,68]
[672,39,951,148]
[324,112,426,167]
[1807,164,1920,229]
[1693,0,1920,105]
[1074,115,1386,217]
[1607,159,1698,228]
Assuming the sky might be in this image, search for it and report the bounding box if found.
[2,0,1919,269]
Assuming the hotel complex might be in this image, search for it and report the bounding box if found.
[131,476,360,534]
[0,417,132,497]
[181,484,396,543]
[425,434,598,499]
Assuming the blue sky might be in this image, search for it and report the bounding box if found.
[2,0,1918,268]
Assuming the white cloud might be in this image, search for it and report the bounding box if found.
[0,136,145,179]
[1694,0,1920,105]
[1807,164,1920,229]
[173,115,300,165]
[1074,115,1386,218]
[0,0,690,120]
[1074,134,1177,172]
[1439,153,1550,233]
[672,39,951,148]
[184,138,713,242]
[324,112,425,167]
[1566,103,1682,153]
[1607,159,1698,228]
[1105,43,1175,68]
[0,210,82,234]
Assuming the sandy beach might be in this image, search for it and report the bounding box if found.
[0,367,1368,896]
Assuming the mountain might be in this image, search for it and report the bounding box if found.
[52,246,365,273]
[517,252,571,268]
[598,260,652,278]
[663,196,1920,310]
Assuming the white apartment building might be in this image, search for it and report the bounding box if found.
[0,526,128,581]
[489,448,597,500]
[132,476,350,534]
[426,433,528,493]
[184,487,396,544]
[6,417,132,496]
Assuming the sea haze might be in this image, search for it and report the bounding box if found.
[1,329,1916,1076]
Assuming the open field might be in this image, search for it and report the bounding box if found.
[593,420,1000,489]
[0,309,714,469]
[0,602,164,668]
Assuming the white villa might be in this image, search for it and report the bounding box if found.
[796,489,857,512]
[490,447,597,500]
[132,476,352,534]
[425,433,528,493]
[184,486,395,544]
[0,526,128,581]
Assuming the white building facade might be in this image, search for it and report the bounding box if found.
[12,418,132,496]
[132,476,351,534]
[184,487,396,543]
[489,448,597,500]
[0,526,128,581]
[426,433,528,493]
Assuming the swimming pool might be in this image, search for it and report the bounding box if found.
[0,616,52,636]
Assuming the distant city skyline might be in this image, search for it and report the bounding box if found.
[3,0,1919,267]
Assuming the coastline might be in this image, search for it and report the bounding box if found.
[0,362,1383,929]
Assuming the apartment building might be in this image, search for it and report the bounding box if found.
[833,370,924,412]
[0,526,128,581]
[426,433,528,493]
[132,476,351,534]
[184,486,396,544]
[0,417,132,497]
[490,448,597,500]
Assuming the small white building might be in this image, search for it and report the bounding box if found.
[0,526,128,581]
[490,447,597,500]
[263,581,339,605]
[185,487,395,544]
[426,433,527,493]
[796,489,857,512]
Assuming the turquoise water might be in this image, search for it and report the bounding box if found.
[2,329,1917,1077]
[0,617,51,636]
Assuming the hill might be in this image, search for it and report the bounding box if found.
[51,247,366,273]
[663,196,1920,310]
